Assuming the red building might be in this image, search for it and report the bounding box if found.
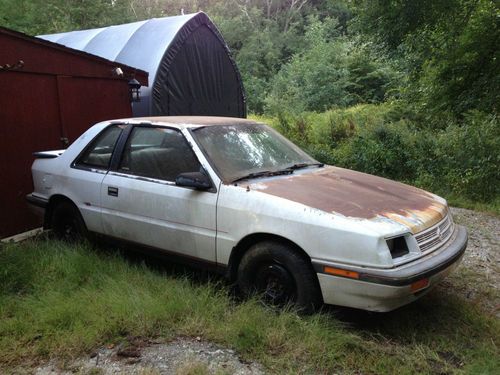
[0,27,148,239]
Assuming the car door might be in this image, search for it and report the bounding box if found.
[99,125,218,263]
[69,124,126,233]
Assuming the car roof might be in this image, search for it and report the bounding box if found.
[127,116,260,129]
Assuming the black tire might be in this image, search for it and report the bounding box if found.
[51,201,87,242]
[237,241,322,313]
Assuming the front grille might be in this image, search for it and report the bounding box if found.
[415,211,454,253]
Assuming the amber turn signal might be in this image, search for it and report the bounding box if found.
[323,266,360,279]
[410,278,430,292]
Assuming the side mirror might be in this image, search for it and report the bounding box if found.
[175,171,212,190]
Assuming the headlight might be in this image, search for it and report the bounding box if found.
[386,236,409,258]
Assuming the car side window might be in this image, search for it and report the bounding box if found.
[119,126,201,181]
[75,125,123,169]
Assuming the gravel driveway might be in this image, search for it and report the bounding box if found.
[36,337,264,375]
[445,207,499,315]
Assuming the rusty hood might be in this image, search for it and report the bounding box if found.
[249,166,447,234]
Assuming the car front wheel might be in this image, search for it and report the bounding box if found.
[51,201,87,242]
[237,241,322,313]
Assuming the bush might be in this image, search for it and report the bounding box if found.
[415,111,500,202]
[264,18,398,115]
[306,104,396,147]
[334,120,418,182]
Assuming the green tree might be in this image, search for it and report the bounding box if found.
[353,0,499,116]
[416,1,499,115]
[265,17,397,114]
[0,0,136,35]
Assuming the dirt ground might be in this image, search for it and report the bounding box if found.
[35,337,264,375]
[32,207,499,375]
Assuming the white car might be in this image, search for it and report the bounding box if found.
[28,117,468,312]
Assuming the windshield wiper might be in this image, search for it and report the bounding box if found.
[286,162,324,171]
[231,163,324,184]
[232,169,293,184]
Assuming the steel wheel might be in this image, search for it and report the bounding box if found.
[254,262,297,305]
[237,241,322,313]
[51,201,87,242]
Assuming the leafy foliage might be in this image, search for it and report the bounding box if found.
[0,0,498,206]
[265,27,398,114]
[354,0,499,115]
[417,111,500,202]
[416,1,499,115]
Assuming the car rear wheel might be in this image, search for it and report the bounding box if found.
[237,241,322,313]
[51,201,87,242]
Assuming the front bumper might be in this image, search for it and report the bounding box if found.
[313,225,468,312]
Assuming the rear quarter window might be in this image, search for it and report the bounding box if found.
[74,125,123,169]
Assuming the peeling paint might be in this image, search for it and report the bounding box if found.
[250,166,447,234]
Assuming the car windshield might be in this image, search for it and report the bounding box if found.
[192,123,319,182]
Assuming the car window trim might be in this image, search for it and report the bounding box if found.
[107,170,177,186]
[109,124,133,172]
[71,123,128,172]
[107,170,217,193]
[110,124,217,193]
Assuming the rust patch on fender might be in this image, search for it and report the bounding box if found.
[250,166,447,234]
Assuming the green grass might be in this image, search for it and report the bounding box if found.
[445,196,500,217]
[0,239,499,374]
